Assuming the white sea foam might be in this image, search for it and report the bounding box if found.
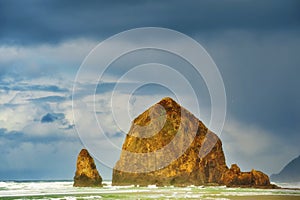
[0,182,7,188]
[273,181,300,189]
[0,181,299,199]
[147,184,157,188]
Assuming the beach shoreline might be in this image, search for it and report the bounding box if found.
[0,181,299,199]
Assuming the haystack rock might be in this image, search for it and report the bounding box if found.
[112,97,273,188]
[74,149,103,187]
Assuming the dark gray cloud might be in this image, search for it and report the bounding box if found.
[41,113,65,123]
[40,112,74,130]
[0,0,299,45]
[202,32,300,137]
[0,127,74,144]
[0,83,69,93]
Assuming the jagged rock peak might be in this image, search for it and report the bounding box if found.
[73,149,102,187]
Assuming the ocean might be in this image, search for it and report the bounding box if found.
[0,180,299,200]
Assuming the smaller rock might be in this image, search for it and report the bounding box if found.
[220,164,273,188]
[251,169,270,186]
[74,149,103,187]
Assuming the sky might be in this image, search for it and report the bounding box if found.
[0,0,299,180]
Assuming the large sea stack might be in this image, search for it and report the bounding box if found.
[74,149,103,187]
[112,97,274,188]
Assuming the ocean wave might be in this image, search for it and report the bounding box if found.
[0,181,299,199]
[272,181,300,189]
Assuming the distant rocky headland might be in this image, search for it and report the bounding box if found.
[271,155,300,183]
[74,97,277,188]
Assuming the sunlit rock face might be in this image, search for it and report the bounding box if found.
[112,97,275,188]
[74,149,102,187]
[112,97,227,186]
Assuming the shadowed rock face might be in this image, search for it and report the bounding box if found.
[74,149,102,187]
[112,97,273,188]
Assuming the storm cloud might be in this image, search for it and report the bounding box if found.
[0,0,299,45]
